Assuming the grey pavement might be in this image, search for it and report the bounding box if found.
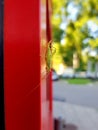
[53,80,98,109]
[53,101,98,130]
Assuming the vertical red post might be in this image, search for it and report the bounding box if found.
[46,0,53,130]
[4,0,53,130]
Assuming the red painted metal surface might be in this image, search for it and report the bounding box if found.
[46,0,53,130]
[4,0,53,130]
[40,0,53,130]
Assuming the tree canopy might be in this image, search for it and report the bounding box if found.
[52,0,98,70]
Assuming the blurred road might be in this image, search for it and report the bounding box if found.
[53,80,98,109]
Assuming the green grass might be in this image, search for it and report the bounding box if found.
[66,78,91,84]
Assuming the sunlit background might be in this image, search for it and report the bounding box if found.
[52,0,98,79]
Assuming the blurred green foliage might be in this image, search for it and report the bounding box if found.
[52,0,98,71]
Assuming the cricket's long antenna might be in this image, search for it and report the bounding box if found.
[15,40,56,107]
[15,70,52,107]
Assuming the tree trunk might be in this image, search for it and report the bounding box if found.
[95,61,98,78]
[87,60,92,78]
